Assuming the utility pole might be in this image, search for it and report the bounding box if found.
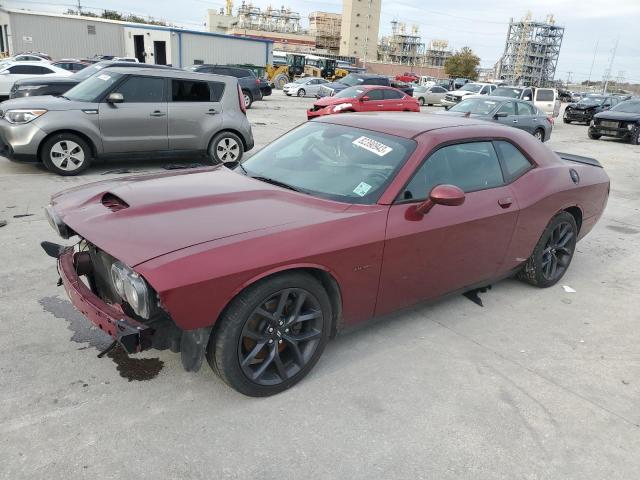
[566,71,572,86]
[76,0,82,15]
[587,39,598,87]
[602,38,618,94]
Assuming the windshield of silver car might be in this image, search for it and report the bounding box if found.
[237,122,416,204]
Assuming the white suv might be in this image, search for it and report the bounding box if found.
[442,82,496,107]
[0,61,72,97]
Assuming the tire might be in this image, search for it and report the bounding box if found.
[517,211,578,288]
[242,90,253,109]
[630,126,640,145]
[297,88,306,97]
[587,129,601,140]
[41,133,92,176]
[563,117,571,124]
[208,272,332,396]
[208,131,244,165]
[533,128,545,142]
[273,74,288,90]
[419,97,425,106]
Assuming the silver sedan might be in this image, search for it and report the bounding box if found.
[413,85,448,106]
[283,77,329,97]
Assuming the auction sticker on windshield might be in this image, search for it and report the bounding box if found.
[352,136,393,156]
[97,74,112,81]
[353,182,372,197]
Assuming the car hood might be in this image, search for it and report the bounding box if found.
[322,81,349,91]
[0,95,92,111]
[594,110,640,121]
[569,103,601,110]
[13,76,79,87]
[452,91,477,97]
[50,167,351,267]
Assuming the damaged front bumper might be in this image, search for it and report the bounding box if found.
[58,248,153,354]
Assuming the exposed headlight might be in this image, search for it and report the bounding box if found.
[44,204,72,239]
[5,109,47,124]
[627,124,635,131]
[17,85,45,91]
[333,102,352,112]
[110,261,151,319]
[590,120,595,126]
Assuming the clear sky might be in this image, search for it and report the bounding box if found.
[9,0,640,83]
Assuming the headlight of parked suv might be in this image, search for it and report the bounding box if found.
[16,84,45,91]
[5,109,47,124]
[110,261,151,319]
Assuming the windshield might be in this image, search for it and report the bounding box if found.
[334,86,365,99]
[237,122,416,204]
[65,71,123,102]
[611,100,640,114]
[72,62,109,81]
[450,98,499,115]
[294,78,309,84]
[413,86,427,93]
[492,87,522,98]
[340,74,364,86]
[579,96,605,105]
[459,83,482,93]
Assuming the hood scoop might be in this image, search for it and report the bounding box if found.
[101,192,129,212]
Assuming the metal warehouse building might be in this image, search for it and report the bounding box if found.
[0,8,273,67]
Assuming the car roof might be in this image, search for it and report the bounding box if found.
[314,112,491,139]
[96,61,176,70]
[2,61,55,67]
[105,67,234,82]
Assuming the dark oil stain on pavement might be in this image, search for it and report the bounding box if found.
[607,225,639,235]
[39,296,164,381]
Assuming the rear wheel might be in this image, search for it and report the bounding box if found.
[208,272,332,396]
[533,128,545,142]
[517,212,578,288]
[242,90,253,109]
[297,88,306,97]
[208,131,244,165]
[41,133,92,176]
[588,129,601,140]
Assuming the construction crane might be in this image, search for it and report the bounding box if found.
[514,11,532,84]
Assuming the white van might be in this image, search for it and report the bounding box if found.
[534,88,561,117]
[419,75,436,87]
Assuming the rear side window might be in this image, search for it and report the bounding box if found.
[402,142,504,200]
[8,65,45,74]
[114,76,164,102]
[517,102,536,115]
[383,89,404,100]
[536,89,554,101]
[366,89,384,101]
[172,79,218,102]
[497,102,516,115]
[495,141,532,182]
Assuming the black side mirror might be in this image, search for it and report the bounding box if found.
[494,111,509,118]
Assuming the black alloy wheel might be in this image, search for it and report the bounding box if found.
[238,288,323,386]
[208,272,331,396]
[518,211,577,288]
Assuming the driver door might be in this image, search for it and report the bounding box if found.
[360,89,385,111]
[376,141,519,316]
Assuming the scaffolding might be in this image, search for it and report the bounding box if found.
[498,13,564,87]
[236,1,302,33]
[378,22,451,67]
[309,12,341,53]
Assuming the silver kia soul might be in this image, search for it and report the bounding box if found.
[0,67,254,175]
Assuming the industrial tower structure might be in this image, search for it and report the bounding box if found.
[498,13,564,87]
[339,0,381,64]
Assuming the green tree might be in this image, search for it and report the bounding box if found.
[102,10,123,21]
[445,47,480,80]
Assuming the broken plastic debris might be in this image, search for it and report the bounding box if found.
[0,220,6,228]
[562,285,576,293]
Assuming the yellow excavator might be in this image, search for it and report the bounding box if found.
[267,54,348,89]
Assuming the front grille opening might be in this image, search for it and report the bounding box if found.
[101,193,129,212]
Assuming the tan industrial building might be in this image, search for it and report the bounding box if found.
[339,0,381,62]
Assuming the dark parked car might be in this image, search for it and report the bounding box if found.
[563,95,619,124]
[317,73,414,98]
[440,96,553,141]
[43,113,608,396]
[186,65,262,109]
[9,61,178,99]
[52,60,90,72]
[588,99,640,143]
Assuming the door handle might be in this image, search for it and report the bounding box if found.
[377,104,384,107]
[498,197,513,208]
[150,111,166,117]
[205,109,218,115]
[512,119,518,123]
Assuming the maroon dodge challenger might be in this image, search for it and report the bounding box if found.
[43,113,609,396]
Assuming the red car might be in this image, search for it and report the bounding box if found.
[396,72,420,83]
[43,114,609,396]
[308,85,420,119]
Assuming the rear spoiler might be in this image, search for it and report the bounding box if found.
[555,152,603,168]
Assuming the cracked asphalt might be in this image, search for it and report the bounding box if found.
[1,93,639,479]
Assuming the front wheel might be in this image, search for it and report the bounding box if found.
[588,129,601,140]
[630,126,640,145]
[208,272,332,396]
[517,211,578,288]
[41,133,92,176]
[533,128,545,142]
[208,131,244,165]
[297,88,306,97]
[419,98,425,106]
[563,117,571,124]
